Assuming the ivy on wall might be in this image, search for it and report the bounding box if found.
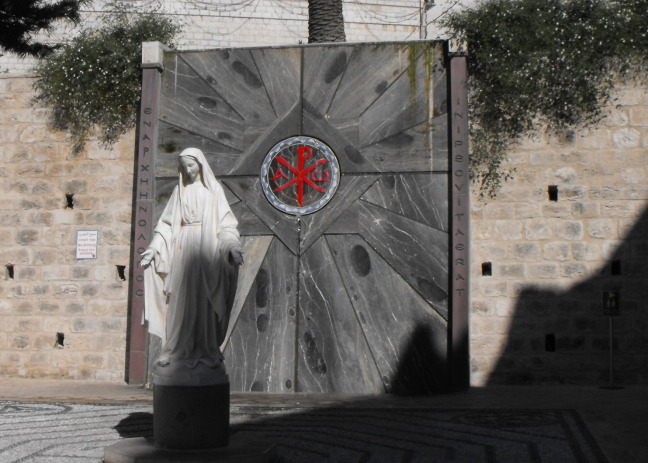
[443,0,647,197]
[33,3,181,153]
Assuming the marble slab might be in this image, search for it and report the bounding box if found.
[224,238,297,393]
[326,234,448,394]
[361,173,448,232]
[222,177,299,255]
[160,54,246,150]
[357,201,449,319]
[297,237,385,393]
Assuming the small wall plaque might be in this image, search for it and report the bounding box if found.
[76,230,98,260]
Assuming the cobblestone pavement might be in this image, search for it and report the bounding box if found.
[0,400,607,462]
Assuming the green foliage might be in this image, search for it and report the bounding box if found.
[33,3,181,152]
[443,0,648,197]
[0,0,88,57]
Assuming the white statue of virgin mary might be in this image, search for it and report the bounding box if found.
[140,148,243,386]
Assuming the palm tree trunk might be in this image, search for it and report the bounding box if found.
[308,0,346,43]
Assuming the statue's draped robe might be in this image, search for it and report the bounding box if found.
[144,173,240,370]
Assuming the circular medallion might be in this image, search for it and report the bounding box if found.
[261,136,340,215]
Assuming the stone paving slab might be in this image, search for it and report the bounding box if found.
[0,400,607,463]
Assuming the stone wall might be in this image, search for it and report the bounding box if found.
[0,0,646,385]
[470,84,648,386]
[0,75,134,380]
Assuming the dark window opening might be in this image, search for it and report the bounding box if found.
[55,332,65,348]
[481,262,492,276]
[116,265,126,281]
[65,193,74,209]
[545,334,556,352]
[611,260,622,275]
[6,264,14,280]
[548,185,559,202]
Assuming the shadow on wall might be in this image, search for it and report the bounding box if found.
[390,323,449,395]
[487,205,648,385]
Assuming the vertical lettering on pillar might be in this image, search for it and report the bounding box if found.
[449,54,470,390]
[128,63,162,384]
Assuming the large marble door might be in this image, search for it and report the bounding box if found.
[152,42,450,393]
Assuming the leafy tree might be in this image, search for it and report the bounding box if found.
[443,0,648,197]
[0,0,88,57]
[33,4,181,152]
[308,0,345,43]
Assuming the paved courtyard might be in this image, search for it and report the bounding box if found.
[0,379,646,462]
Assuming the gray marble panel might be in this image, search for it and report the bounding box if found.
[325,202,362,235]
[358,201,448,318]
[302,102,375,173]
[220,182,241,206]
[224,238,297,393]
[302,46,354,113]
[251,47,301,117]
[221,177,299,255]
[326,235,448,393]
[231,201,272,236]
[160,55,246,151]
[156,121,243,178]
[328,43,426,119]
[222,235,273,349]
[227,101,302,176]
[297,237,384,393]
[153,177,176,223]
[359,49,430,148]
[361,173,449,232]
[179,49,278,128]
[360,121,435,173]
[431,116,449,172]
[300,175,379,253]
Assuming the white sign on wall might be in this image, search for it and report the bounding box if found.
[76,230,98,259]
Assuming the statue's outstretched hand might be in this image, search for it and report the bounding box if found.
[229,248,244,266]
[140,248,155,267]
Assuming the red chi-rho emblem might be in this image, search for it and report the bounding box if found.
[261,137,340,215]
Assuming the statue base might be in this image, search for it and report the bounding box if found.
[154,382,229,449]
[104,434,277,463]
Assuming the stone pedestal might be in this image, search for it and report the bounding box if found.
[154,382,229,449]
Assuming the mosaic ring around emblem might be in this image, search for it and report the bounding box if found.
[261,136,340,216]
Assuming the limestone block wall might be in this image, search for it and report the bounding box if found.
[470,84,648,386]
[0,75,134,380]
